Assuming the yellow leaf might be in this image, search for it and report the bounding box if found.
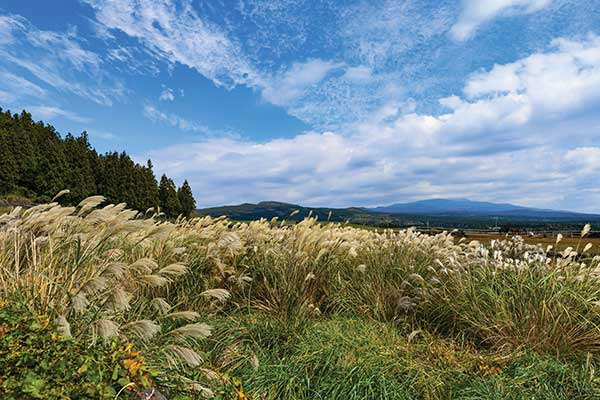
[123,358,142,377]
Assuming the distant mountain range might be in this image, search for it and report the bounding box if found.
[368,198,599,219]
[196,198,600,229]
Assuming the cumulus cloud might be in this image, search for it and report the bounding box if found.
[451,0,552,41]
[141,34,600,212]
[463,34,600,117]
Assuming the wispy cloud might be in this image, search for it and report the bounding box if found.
[26,105,92,124]
[261,59,344,106]
[0,70,47,104]
[88,130,118,141]
[83,0,259,90]
[159,87,175,102]
[0,14,125,106]
[451,0,552,41]
[143,104,233,137]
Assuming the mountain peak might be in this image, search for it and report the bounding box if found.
[368,198,593,218]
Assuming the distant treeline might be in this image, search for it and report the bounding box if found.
[0,108,195,218]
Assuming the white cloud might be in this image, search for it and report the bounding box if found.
[143,104,232,137]
[141,34,600,212]
[261,59,344,106]
[0,14,125,106]
[0,70,47,104]
[84,0,259,90]
[451,0,552,41]
[343,66,373,82]
[159,87,175,101]
[564,147,600,174]
[26,105,92,124]
[464,34,600,117]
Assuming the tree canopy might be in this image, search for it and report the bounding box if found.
[0,108,195,218]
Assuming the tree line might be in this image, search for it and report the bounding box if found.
[0,108,195,218]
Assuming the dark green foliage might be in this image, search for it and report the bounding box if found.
[177,180,196,217]
[159,174,181,218]
[0,107,192,213]
[0,301,149,400]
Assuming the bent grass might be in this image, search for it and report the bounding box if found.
[2,197,600,398]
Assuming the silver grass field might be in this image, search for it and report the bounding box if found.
[2,196,600,399]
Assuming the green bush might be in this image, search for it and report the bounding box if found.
[0,300,152,400]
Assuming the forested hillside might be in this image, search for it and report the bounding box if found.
[0,108,195,217]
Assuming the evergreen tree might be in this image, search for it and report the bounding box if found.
[0,106,196,211]
[0,128,17,194]
[140,160,159,211]
[31,120,67,201]
[177,180,196,218]
[62,132,97,203]
[158,174,181,218]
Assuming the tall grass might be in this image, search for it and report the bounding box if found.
[0,197,226,396]
[2,197,600,397]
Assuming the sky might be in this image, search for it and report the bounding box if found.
[1,0,600,211]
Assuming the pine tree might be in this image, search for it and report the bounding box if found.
[62,132,97,203]
[177,180,196,218]
[0,128,17,194]
[0,106,196,212]
[158,174,181,218]
[141,160,159,211]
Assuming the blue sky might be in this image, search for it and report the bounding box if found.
[1,0,600,211]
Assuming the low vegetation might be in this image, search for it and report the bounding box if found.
[2,196,600,399]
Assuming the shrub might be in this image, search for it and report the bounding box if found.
[0,299,149,399]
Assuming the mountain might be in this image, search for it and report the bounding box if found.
[197,201,372,223]
[196,198,600,230]
[369,198,599,219]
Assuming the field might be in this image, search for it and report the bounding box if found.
[466,233,600,254]
[2,198,600,399]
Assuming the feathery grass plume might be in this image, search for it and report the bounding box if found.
[290,209,300,216]
[128,258,159,274]
[169,322,212,339]
[107,286,130,311]
[93,319,120,341]
[122,320,161,340]
[71,292,89,313]
[102,262,127,279]
[164,344,203,368]
[51,189,70,201]
[151,297,172,315]
[56,315,71,338]
[201,288,231,302]
[165,311,200,321]
[159,263,188,277]
[77,195,105,215]
[584,243,593,253]
[188,384,214,399]
[140,274,170,287]
[582,223,592,237]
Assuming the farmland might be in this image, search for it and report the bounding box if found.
[2,197,600,399]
